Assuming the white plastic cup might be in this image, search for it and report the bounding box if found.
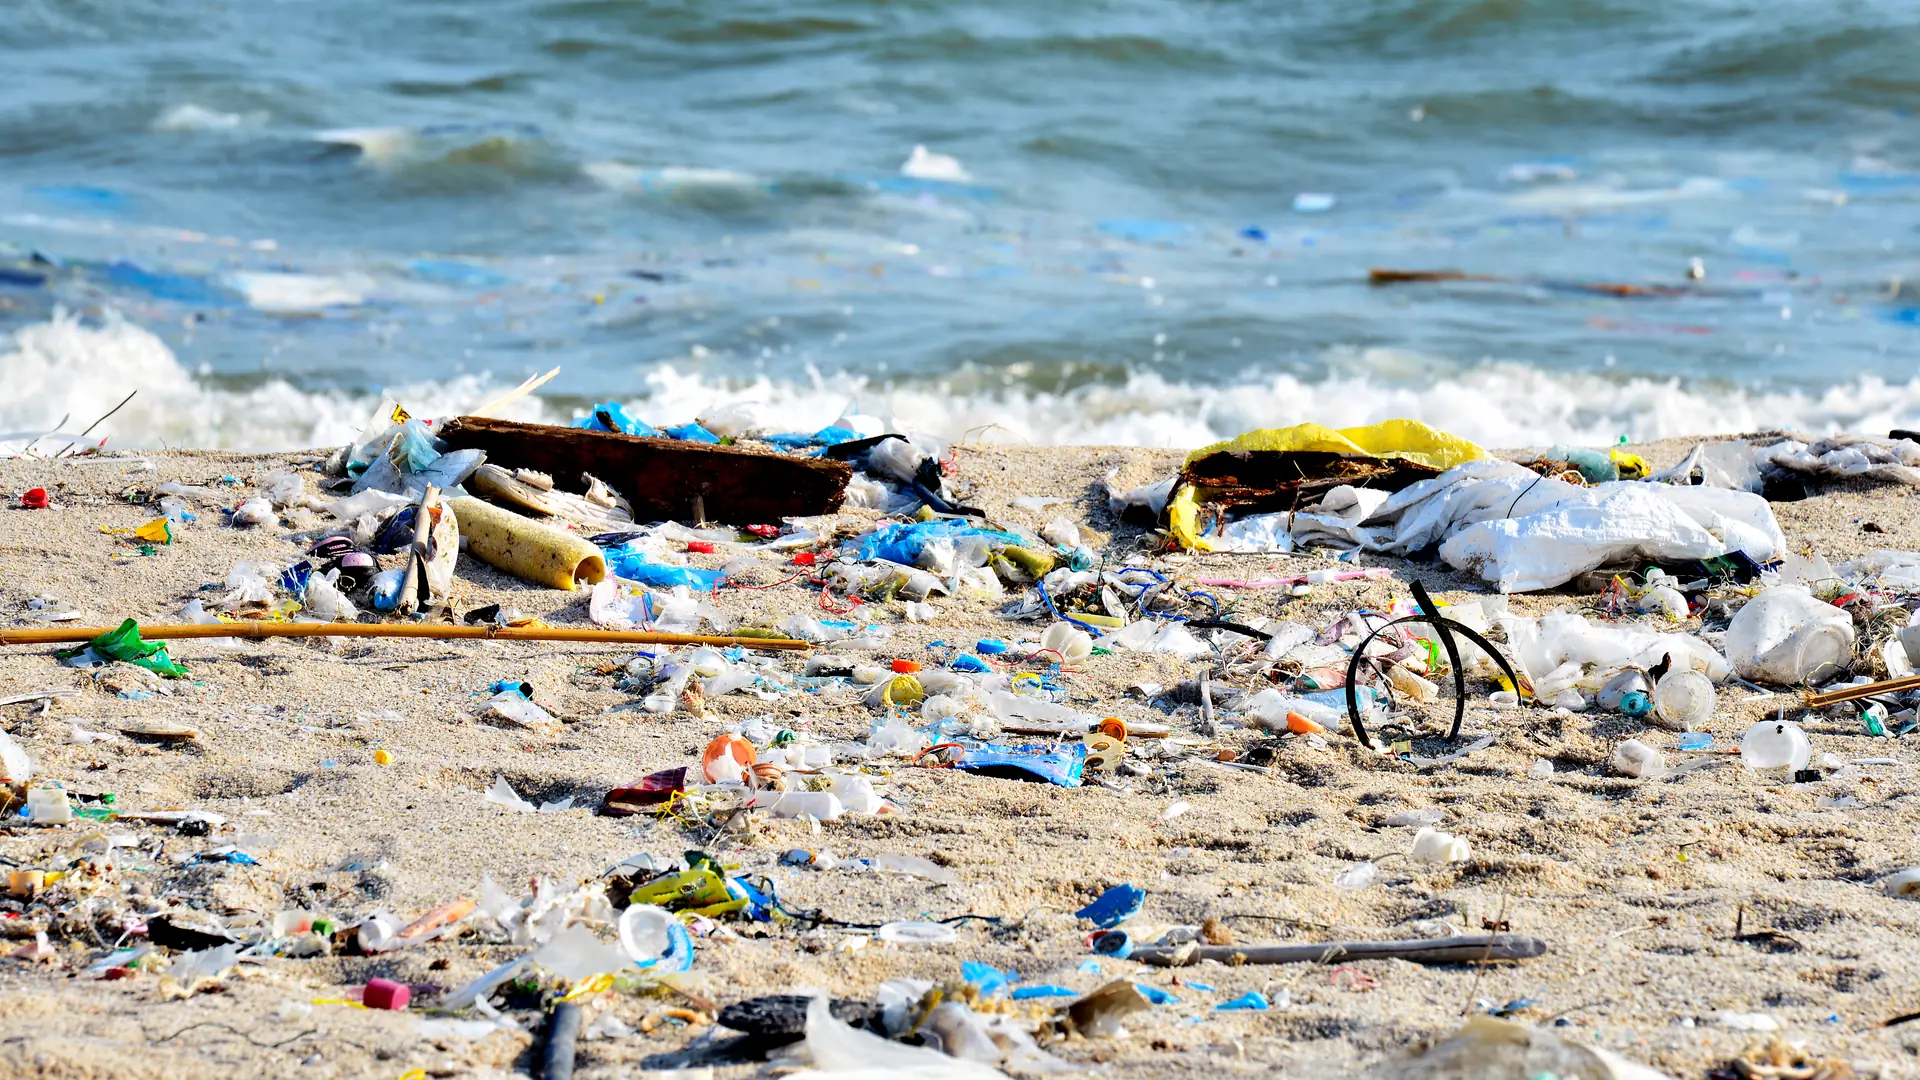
[1652,670,1714,730]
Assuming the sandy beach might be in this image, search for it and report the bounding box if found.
[1,435,1917,1080]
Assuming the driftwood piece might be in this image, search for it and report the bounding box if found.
[1180,449,1441,521]
[1132,934,1548,968]
[436,417,850,525]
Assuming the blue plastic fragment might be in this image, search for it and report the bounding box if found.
[1133,982,1178,1006]
[279,561,313,599]
[961,961,1010,997]
[728,875,775,921]
[1010,985,1077,1000]
[975,639,1009,655]
[1676,732,1712,751]
[1077,959,1102,974]
[951,655,991,673]
[576,402,659,437]
[662,422,721,443]
[1076,884,1145,928]
[1215,992,1270,1011]
[1186,982,1216,992]
[765,425,861,449]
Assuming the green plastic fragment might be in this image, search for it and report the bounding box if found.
[57,618,190,678]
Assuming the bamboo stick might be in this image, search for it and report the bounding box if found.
[0,622,811,651]
[1804,673,1920,707]
[1132,934,1548,968]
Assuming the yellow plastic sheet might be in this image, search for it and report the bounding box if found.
[1168,419,1486,551]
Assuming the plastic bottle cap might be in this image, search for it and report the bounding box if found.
[373,749,393,766]
[363,977,410,1011]
[687,541,716,554]
[891,659,921,674]
[19,488,47,509]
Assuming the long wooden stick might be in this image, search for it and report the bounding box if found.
[0,623,811,651]
[1804,673,1920,707]
[1132,934,1547,968]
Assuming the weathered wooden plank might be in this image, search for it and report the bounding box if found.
[436,416,849,524]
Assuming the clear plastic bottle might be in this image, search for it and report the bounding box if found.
[1387,665,1440,704]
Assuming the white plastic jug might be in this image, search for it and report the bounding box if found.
[1724,588,1854,685]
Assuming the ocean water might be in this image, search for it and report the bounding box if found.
[6,0,1920,451]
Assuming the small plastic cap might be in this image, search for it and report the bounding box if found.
[363,977,410,1010]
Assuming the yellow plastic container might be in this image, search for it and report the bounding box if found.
[450,497,607,590]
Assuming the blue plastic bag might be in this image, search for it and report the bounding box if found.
[662,422,721,443]
[765,425,862,449]
[601,544,726,590]
[961,961,1011,997]
[575,402,658,438]
[847,519,1025,565]
[954,741,1086,788]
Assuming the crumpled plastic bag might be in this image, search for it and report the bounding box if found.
[58,619,189,678]
[1174,457,1786,592]
[789,994,1010,1079]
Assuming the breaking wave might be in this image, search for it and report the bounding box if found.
[4,312,1918,454]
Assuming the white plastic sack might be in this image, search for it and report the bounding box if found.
[1441,483,1746,594]
[1500,612,1731,687]
[1220,459,1786,592]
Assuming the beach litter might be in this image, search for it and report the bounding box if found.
[5,403,1920,1075]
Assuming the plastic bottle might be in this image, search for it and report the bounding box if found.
[1596,670,1649,712]
[1387,665,1440,704]
[742,790,844,820]
[1545,444,1618,483]
[1651,670,1714,731]
[1740,719,1811,773]
[369,568,406,612]
[484,691,556,730]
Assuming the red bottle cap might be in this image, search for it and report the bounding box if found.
[20,488,48,509]
[363,977,410,1010]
